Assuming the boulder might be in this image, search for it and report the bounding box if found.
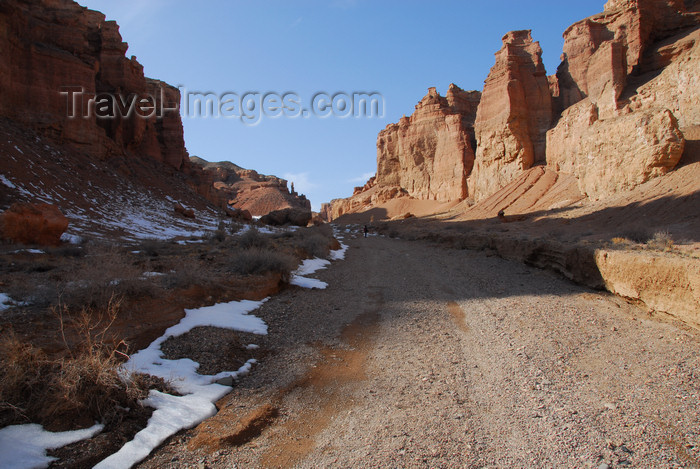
[471,30,552,201]
[0,203,69,246]
[259,208,312,227]
[225,207,253,222]
[174,203,195,219]
[547,105,685,198]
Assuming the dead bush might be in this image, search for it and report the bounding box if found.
[238,226,270,249]
[286,225,335,259]
[227,248,296,282]
[60,245,158,310]
[619,228,652,244]
[0,298,154,430]
[647,230,674,251]
[293,232,331,258]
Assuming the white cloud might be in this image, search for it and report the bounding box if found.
[283,172,316,194]
[348,172,375,184]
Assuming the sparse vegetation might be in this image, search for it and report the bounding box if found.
[0,298,159,430]
[0,220,341,435]
[228,248,296,281]
[647,230,674,251]
[619,229,652,244]
[239,226,270,249]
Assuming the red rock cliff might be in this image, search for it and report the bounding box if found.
[471,30,552,202]
[0,0,188,169]
[375,84,480,202]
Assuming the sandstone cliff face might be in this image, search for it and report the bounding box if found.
[546,1,698,198]
[188,157,311,217]
[327,1,698,218]
[471,30,552,202]
[552,0,699,116]
[547,105,685,198]
[376,85,480,202]
[0,0,188,169]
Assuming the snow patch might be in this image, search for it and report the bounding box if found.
[330,241,348,260]
[0,293,13,311]
[290,258,331,289]
[94,299,268,468]
[0,423,103,469]
[0,174,16,188]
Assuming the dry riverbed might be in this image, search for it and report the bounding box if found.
[138,231,700,468]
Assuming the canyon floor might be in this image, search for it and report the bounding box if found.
[135,228,700,468]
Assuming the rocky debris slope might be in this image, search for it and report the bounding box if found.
[0,118,220,242]
[188,157,311,217]
[327,0,699,220]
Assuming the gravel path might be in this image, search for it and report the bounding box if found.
[139,230,700,468]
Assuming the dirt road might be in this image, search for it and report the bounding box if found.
[140,231,700,468]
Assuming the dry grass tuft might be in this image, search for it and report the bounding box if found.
[228,248,296,282]
[0,297,155,430]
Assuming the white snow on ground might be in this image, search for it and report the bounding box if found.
[0,174,16,188]
[330,241,348,260]
[0,423,103,469]
[10,249,45,254]
[290,258,331,289]
[93,299,268,469]
[0,293,13,311]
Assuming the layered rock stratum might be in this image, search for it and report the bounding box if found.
[326,0,699,219]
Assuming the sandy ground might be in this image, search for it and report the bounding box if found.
[138,229,700,468]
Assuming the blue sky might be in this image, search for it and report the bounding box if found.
[77,0,604,211]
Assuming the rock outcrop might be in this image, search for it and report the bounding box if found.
[376,85,480,202]
[0,202,68,246]
[552,0,699,116]
[548,106,685,198]
[471,30,552,201]
[546,0,698,198]
[0,0,189,169]
[188,157,311,217]
[259,207,312,227]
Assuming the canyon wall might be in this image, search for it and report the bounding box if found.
[0,0,188,169]
[326,0,699,219]
[471,30,552,202]
[0,0,309,218]
[188,157,311,216]
[376,84,480,202]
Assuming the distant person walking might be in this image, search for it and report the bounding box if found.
[363,225,368,238]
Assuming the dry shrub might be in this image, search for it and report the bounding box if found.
[0,298,154,430]
[228,248,296,282]
[161,255,208,289]
[239,226,270,249]
[61,244,158,310]
[288,225,334,259]
[137,238,171,257]
[647,230,674,251]
[620,228,652,244]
